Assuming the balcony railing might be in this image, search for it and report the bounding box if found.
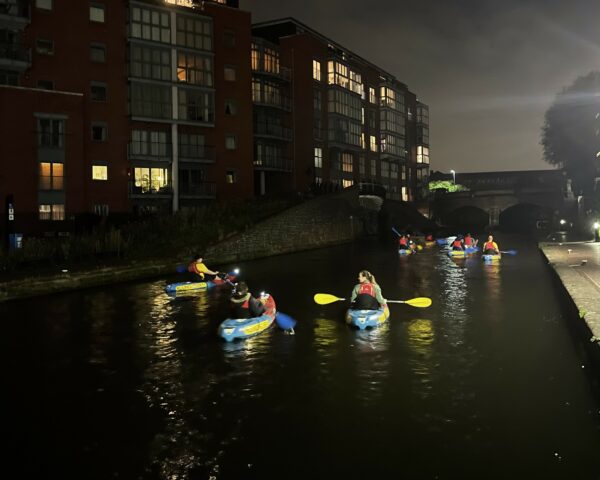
[254,123,292,141]
[253,155,293,172]
[252,65,291,82]
[128,182,172,198]
[178,144,216,163]
[179,182,217,199]
[128,142,172,161]
[0,42,31,68]
[253,92,292,111]
[0,1,30,24]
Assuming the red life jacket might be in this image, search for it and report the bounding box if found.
[399,237,408,246]
[358,283,376,298]
[484,241,496,251]
[464,236,473,246]
[452,239,462,248]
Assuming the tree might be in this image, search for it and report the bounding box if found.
[428,180,469,193]
[541,71,600,195]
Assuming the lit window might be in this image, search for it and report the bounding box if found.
[369,87,376,104]
[39,204,51,220]
[342,153,353,173]
[402,187,408,202]
[94,204,109,216]
[226,170,236,184]
[35,0,52,10]
[134,167,169,193]
[342,179,354,188]
[39,162,64,190]
[39,204,64,221]
[224,66,236,81]
[313,60,321,81]
[370,135,377,152]
[314,147,322,169]
[251,44,260,70]
[90,3,105,23]
[92,165,108,180]
[225,135,237,150]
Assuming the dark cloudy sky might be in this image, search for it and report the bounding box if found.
[241,0,600,173]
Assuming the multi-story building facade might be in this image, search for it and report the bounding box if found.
[0,0,252,237]
[251,18,430,201]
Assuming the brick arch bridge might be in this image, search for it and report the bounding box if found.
[431,170,575,226]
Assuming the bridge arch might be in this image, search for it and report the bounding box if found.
[443,206,489,230]
[499,202,554,232]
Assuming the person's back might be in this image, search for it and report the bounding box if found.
[399,235,408,249]
[464,234,473,247]
[350,270,386,310]
[230,282,265,318]
[451,238,464,250]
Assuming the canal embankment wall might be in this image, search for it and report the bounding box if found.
[540,243,600,361]
[0,189,370,302]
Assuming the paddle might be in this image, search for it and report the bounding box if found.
[313,293,432,308]
[275,312,297,332]
[500,250,518,255]
[392,227,401,237]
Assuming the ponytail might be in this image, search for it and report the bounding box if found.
[359,269,378,286]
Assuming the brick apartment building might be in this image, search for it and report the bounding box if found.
[0,1,429,239]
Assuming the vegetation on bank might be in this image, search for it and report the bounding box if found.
[0,196,299,276]
[428,180,469,193]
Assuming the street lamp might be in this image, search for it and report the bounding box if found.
[594,221,600,242]
[450,169,456,185]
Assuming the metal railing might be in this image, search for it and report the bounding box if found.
[127,142,172,161]
[0,42,31,63]
[0,1,30,20]
[252,65,291,81]
[253,92,292,111]
[179,182,217,198]
[254,123,292,141]
[128,182,172,197]
[178,144,216,163]
[253,155,293,172]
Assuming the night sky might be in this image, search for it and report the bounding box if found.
[242,0,600,174]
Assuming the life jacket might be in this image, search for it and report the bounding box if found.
[355,282,380,310]
[464,236,473,246]
[452,239,463,249]
[231,296,251,319]
[187,261,205,279]
[483,241,496,252]
[399,237,408,247]
[426,235,433,241]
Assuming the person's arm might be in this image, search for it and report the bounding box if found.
[250,297,266,316]
[198,263,219,275]
[374,284,386,305]
[350,284,360,302]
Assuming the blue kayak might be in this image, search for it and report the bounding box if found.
[218,294,277,342]
[345,304,390,330]
[482,254,501,262]
[447,247,480,258]
[398,248,413,255]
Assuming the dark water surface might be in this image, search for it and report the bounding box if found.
[4,234,600,479]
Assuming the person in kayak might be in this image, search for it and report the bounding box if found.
[350,270,386,310]
[464,233,477,248]
[406,233,417,252]
[187,254,220,281]
[451,236,464,251]
[426,234,434,242]
[482,235,500,255]
[398,234,409,251]
[230,281,266,319]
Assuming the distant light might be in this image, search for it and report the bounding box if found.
[596,151,600,158]
[164,0,194,7]
[233,268,240,275]
[594,222,600,229]
[560,219,566,225]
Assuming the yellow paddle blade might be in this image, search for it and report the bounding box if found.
[405,297,432,308]
[417,245,423,251]
[314,293,344,305]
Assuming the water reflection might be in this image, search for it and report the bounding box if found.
[353,323,391,406]
[437,254,468,348]
[406,318,435,399]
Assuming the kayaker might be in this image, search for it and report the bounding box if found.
[398,234,409,251]
[464,233,477,248]
[230,281,266,319]
[451,236,464,251]
[350,270,386,310]
[482,235,500,255]
[187,254,220,281]
[406,234,417,252]
[426,234,434,242]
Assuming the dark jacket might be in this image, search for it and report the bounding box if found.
[230,293,266,319]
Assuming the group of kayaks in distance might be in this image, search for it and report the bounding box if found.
[162,232,515,342]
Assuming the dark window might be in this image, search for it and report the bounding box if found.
[35,0,53,10]
[91,122,107,141]
[0,71,19,86]
[91,82,107,101]
[224,30,235,48]
[37,80,54,90]
[36,38,54,55]
[224,99,237,116]
[38,117,64,148]
[90,43,106,62]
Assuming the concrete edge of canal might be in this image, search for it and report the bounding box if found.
[539,242,600,362]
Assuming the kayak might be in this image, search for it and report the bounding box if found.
[482,254,501,262]
[346,304,390,330]
[447,247,479,258]
[165,273,236,294]
[398,248,413,255]
[425,241,436,247]
[218,294,277,342]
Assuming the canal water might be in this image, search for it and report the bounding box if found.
[4,234,600,479]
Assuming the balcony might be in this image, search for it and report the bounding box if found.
[179,182,216,199]
[128,182,172,199]
[254,123,292,141]
[178,144,216,164]
[0,42,31,71]
[0,1,30,28]
[253,92,292,111]
[128,142,172,162]
[252,65,291,83]
[253,155,292,172]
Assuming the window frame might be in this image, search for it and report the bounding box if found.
[90,2,106,23]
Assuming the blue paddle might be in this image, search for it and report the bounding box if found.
[391,227,401,237]
[500,250,518,255]
[275,312,296,331]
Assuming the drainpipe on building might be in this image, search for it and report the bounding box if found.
[170,11,179,213]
